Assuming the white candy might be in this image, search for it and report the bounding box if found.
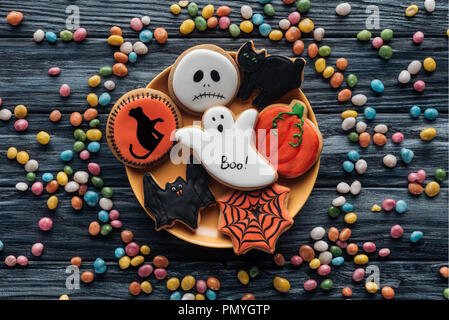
[314,240,329,252]
[341,117,356,131]
[383,154,397,168]
[279,19,291,30]
[310,226,326,240]
[120,42,133,54]
[0,108,12,121]
[64,181,80,193]
[74,171,89,184]
[313,27,325,41]
[350,180,362,195]
[408,60,422,75]
[33,29,45,42]
[241,5,253,19]
[398,70,411,84]
[332,196,346,207]
[335,2,351,16]
[141,16,151,25]
[24,159,39,172]
[133,41,148,55]
[99,197,113,211]
[16,182,28,191]
[352,94,367,106]
[104,80,116,91]
[318,251,332,265]
[374,124,388,133]
[356,121,367,133]
[182,293,195,300]
[424,0,435,13]
[355,159,368,174]
[337,182,350,194]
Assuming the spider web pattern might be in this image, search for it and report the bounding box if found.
[218,184,293,254]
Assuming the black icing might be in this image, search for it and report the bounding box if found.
[193,70,204,82]
[210,70,220,82]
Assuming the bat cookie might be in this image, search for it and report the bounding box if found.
[175,106,278,190]
[143,155,215,231]
[106,88,181,168]
[168,44,240,115]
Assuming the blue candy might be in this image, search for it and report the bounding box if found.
[258,0,271,4]
[139,30,153,43]
[60,150,74,162]
[395,200,407,214]
[84,191,99,207]
[94,257,107,274]
[98,92,111,106]
[114,247,125,259]
[42,172,54,182]
[259,23,272,37]
[45,31,57,43]
[423,108,439,121]
[410,105,421,118]
[206,289,217,300]
[129,52,138,63]
[98,210,109,222]
[400,148,414,164]
[364,107,377,120]
[347,150,360,162]
[343,161,355,173]
[341,202,354,213]
[252,13,264,25]
[371,79,384,93]
[410,231,423,243]
[331,256,344,266]
[87,141,101,153]
[0,240,4,251]
[170,291,182,300]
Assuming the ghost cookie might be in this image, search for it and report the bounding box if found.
[168,44,240,115]
[106,88,182,168]
[175,106,278,190]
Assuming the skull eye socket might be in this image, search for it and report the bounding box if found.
[210,70,220,82]
[193,70,203,82]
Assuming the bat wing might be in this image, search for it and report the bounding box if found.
[142,172,172,230]
[186,155,216,206]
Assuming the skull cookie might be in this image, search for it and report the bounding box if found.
[168,44,240,115]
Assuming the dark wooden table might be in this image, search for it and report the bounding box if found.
[0,0,447,300]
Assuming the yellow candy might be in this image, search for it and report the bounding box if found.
[344,212,357,224]
[86,129,102,141]
[202,4,215,19]
[86,93,99,107]
[273,276,290,293]
[237,270,250,285]
[322,66,335,79]
[420,127,436,141]
[7,147,18,159]
[315,58,326,73]
[140,281,152,294]
[354,254,369,265]
[166,277,180,291]
[425,181,440,197]
[309,258,321,269]
[371,204,381,212]
[170,4,182,15]
[195,294,205,300]
[130,255,144,267]
[423,57,436,72]
[447,29,449,37]
[181,275,196,291]
[16,151,29,165]
[59,294,69,300]
[118,256,131,269]
[180,19,195,35]
[240,20,254,33]
[140,245,151,255]
[56,171,68,186]
[37,131,50,145]
[47,195,59,210]
[341,110,357,119]
[268,30,283,41]
[299,18,314,33]
[365,281,378,293]
[107,35,124,46]
[88,75,101,88]
[405,5,418,17]
[14,105,28,119]
[178,1,189,7]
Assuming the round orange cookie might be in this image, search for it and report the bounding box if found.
[107,88,182,168]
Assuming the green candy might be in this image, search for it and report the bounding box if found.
[378,45,393,60]
[60,30,73,42]
[89,119,100,128]
[329,245,342,257]
[100,66,112,76]
[91,176,104,188]
[444,288,449,299]
[73,141,85,152]
[229,24,241,38]
[26,172,36,182]
[249,266,260,278]
[380,28,393,41]
[435,168,446,181]
[348,132,359,142]
[328,206,340,218]
[101,187,114,198]
[264,4,275,16]
[357,29,372,41]
[64,165,73,175]
[318,45,331,57]
[187,2,198,17]
[101,223,112,236]
[296,0,311,13]
[346,74,358,88]
[74,129,86,141]
[195,16,207,32]
[320,279,333,291]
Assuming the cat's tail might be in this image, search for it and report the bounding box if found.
[294,58,306,87]
[129,144,152,159]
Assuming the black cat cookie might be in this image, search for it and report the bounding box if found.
[106,88,182,168]
[237,41,306,109]
[143,155,216,231]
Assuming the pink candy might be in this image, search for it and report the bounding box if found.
[363,242,377,253]
[413,80,426,92]
[154,267,167,280]
[31,242,44,256]
[5,255,17,267]
[17,255,28,266]
[372,36,383,48]
[378,248,391,257]
[88,162,101,176]
[38,217,53,231]
[412,31,424,44]
[317,264,331,276]
[392,132,404,143]
[109,209,120,221]
[382,198,396,211]
[288,11,301,25]
[390,224,404,239]
[73,27,87,42]
[408,169,426,183]
[125,242,139,257]
[130,17,143,31]
[352,268,365,282]
[218,16,231,30]
[303,279,317,291]
[14,119,28,131]
[31,182,44,196]
[110,220,122,229]
[196,280,207,293]
[59,84,71,97]
[137,263,153,278]
[336,240,347,248]
[48,67,61,76]
[80,150,90,160]
[290,255,303,266]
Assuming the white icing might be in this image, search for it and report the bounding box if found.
[172,49,239,113]
[175,106,277,189]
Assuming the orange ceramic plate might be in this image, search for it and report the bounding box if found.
[126,52,321,248]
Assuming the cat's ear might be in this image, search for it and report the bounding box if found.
[240,41,253,52]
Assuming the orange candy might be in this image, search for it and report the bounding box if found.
[342,287,353,297]
[336,58,348,71]
[216,6,231,17]
[207,277,221,290]
[285,27,301,42]
[299,245,315,262]
[6,11,23,26]
[71,257,82,267]
[328,227,339,242]
[114,52,129,63]
[241,293,255,300]
[330,72,344,88]
[89,221,101,236]
[293,40,304,56]
[129,281,142,296]
[373,133,387,146]
[71,196,83,210]
[121,230,134,243]
[308,43,318,58]
[81,271,94,283]
[46,180,59,194]
[359,132,371,148]
[154,27,168,44]
[70,112,83,126]
[408,182,423,195]
[346,243,358,255]
[440,266,449,278]
[381,286,395,299]
[83,108,98,121]
[338,89,352,102]
[112,63,128,77]
[339,228,352,241]
[110,26,122,36]
[207,17,218,29]
[49,110,62,122]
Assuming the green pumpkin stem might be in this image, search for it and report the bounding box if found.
[272,103,305,148]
